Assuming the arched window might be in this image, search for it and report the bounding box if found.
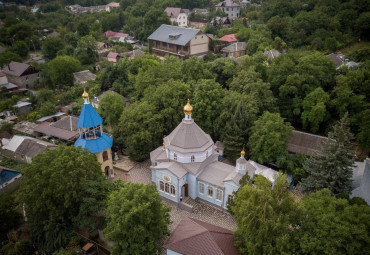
[105,166,110,177]
[191,155,195,163]
[159,181,164,192]
[103,151,109,161]
[174,153,177,161]
[165,183,170,193]
[170,185,176,196]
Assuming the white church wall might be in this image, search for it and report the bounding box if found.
[223,181,239,208]
[153,169,180,203]
[196,180,224,208]
[187,174,197,199]
[168,146,213,163]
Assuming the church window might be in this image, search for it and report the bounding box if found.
[199,182,205,194]
[216,189,223,201]
[191,155,195,162]
[160,181,164,192]
[227,195,233,203]
[208,186,213,198]
[103,151,108,161]
[170,185,176,196]
[165,183,170,193]
[174,153,177,161]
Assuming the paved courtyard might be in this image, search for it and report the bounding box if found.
[127,159,237,232]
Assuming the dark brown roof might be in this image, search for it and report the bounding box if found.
[327,53,344,67]
[287,130,328,156]
[2,61,30,77]
[15,138,56,158]
[164,217,241,255]
[51,116,79,131]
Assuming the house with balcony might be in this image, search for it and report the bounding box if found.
[148,24,209,59]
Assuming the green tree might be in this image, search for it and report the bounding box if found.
[19,145,110,252]
[142,7,171,39]
[39,101,57,117]
[230,174,302,254]
[300,114,355,195]
[301,87,330,133]
[294,189,370,255]
[116,101,163,161]
[47,56,81,87]
[248,111,293,166]
[0,51,22,68]
[104,183,170,255]
[193,79,225,136]
[77,21,89,37]
[42,36,64,60]
[0,193,21,242]
[98,92,125,127]
[10,41,29,58]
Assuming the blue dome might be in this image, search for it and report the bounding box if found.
[74,133,113,153]
[77,103,103,128]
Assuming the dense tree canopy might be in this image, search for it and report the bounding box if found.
[104,183,170,255]
[98,92,125,127]
[19,146,111,252]
[47,56,82,87]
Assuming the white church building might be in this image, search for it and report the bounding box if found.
[150,99,279,209]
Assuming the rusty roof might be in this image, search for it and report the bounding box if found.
[164,217,241,255]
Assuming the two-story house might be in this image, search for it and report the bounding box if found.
[148,24,209,59]
[165,7,188,27]
[2,61,41,88]
[216,0,241,19]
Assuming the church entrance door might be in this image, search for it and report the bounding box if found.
[105,166,110,177]
[184,184,188,197]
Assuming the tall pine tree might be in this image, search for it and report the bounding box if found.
[300,114,355,195]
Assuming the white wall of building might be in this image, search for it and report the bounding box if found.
[189,34,209,55]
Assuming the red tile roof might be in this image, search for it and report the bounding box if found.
[219,34,238,42]
[164,217,241,255]
[107,52,119,58]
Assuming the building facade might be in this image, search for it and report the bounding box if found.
[2,61,41,88]
[151,100,279,209]
[74,90,114,177]
[216,0,241,19]
[165,7,188,27]
[148,24,209,58]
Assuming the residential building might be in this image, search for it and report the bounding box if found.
[216,0,241,19]
[107,52,120,63]
[188,19,207,29]
[122,49,145,60]
[13,101,32,115]
[219,33,238,43]
[264,49,281,59]
[221,42,246,58]
[164,217,241,255]
[0,72,18,92]
[73,70,96,85]
[212,16,231,27]
[105,2,119,12]
[150,99,279,209]
[74,90,114,177]
[165,7,188,27]
[148,24,210,58]
[0,166,21,194]
[192,8,209,18]
[287,130,328,157]
[351,159,370,205]
[102,30,129,42]
[0,135,57,164]
[2,61,41,88]
[326,53,345,68]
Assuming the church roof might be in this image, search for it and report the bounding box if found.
[164,119,214,154]
[77,103,103,128]
[198,161,235,187]
[224,171,244,186]
[152,161,187,178]
[74,133,113,153]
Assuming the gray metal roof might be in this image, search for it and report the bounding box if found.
[224,171,244,186]
[152,161,187,178]
[351,159,370,205]
[164,119,214,154]
[198,161,235,187]
[148,24,201,46]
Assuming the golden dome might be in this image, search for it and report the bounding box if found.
[184,99,193,115]
[82,89,89,99]
[241,148,245,157]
